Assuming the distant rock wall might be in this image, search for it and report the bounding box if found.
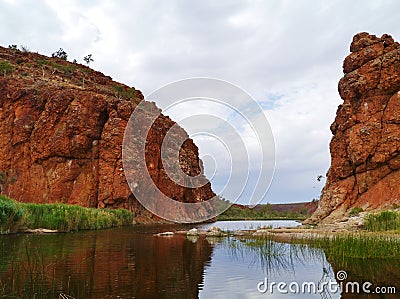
[306,32,400,224]
[0,46,215,222]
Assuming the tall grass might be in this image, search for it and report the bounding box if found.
[0,196,25,234]
[24,203,134,231]
[230,233,400,263]
[0,195,134,234]
[364,210,400,231]
[310,234,400,259]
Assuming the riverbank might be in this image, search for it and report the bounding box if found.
[173,224,400,240]
[0,195,134,234]
[166,222,400,259]
[149,211,400,260]
[1,222,399,299]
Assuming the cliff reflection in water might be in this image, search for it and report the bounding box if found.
[218,237,399,299]
[1,226,400,299]
[0,225,213,299]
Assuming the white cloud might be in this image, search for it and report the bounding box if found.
[265,82,340,202]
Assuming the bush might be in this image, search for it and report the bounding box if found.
[20,45,30,52]
[8,45,19,55]
[83,54,94,65]
[52,48,68,60]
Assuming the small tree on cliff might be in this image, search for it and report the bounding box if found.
[20,45,30,52]
[83,54,94,65]
[52,48,68,60]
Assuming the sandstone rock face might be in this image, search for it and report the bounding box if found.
[306,32,400,224]
[0,46,215,222]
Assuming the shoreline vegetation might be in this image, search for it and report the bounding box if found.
[217,206,309,221]
[1,193,317,234]
[173,225,400,260]
[0,195,134,234]
[216,200,317,221]
[2,192,400,236]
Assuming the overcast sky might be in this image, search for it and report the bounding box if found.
[1,0,399,204]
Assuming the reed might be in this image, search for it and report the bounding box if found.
[226,233,400,276]
[310,234,400,260]
[0,196,25,233]
[363,210,400,231]
[0,195,134,234]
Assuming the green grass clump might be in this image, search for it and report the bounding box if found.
[0,61,14,76]
[0,196,25,234]
[113,85,137,99]
[51,62,77,74]
[311,234,400,259]
[349,206,363,216]
[364,210,400,231]
[35,58,78,74]
[35,58,49,66]
[0,195,134,234]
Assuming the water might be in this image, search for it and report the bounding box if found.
[0,221,398,298]
[196,220,301,231]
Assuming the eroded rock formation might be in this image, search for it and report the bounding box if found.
[307,32,400,224]
[0,46,215,222]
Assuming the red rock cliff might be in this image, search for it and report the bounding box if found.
[306,32,400,224]
[0,46,215,222]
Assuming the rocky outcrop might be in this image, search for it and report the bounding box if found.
[306,32,400,224]
[0,46,215,222]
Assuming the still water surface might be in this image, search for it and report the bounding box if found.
[0,221,398,298]
[197,220,300,231]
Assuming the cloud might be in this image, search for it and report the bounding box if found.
[0,1,63,53]
[265,82,340,202]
